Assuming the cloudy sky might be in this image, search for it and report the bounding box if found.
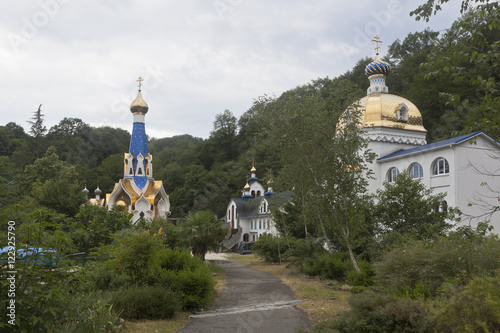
[0,0,463,139]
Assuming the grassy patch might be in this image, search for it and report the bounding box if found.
[226,253,351,324]
[123,311,191,333]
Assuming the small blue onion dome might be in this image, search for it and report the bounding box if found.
[365,56,391,76]
[94,186,102,195]
[82,186,89,194]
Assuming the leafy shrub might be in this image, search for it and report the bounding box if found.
[395,280,432,300]
[252,233,292,263]
[114,231,162,284]
[84,232,218,312]
[110,285,179,319]
[285,237,326,266]
[299,251,374,286]
[156,248,204,271]
[314,291,434,333]
[347,260,375,287]
[302,252,348,281]
[52,294,121,333]
[81,262,131,291]
[136,217,179,249]
[375,234,500,297]
[158,266,216,310]
[433,271,500,332]
[350,286,369,294]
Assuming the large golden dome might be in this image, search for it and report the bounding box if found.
[356,93,426,132]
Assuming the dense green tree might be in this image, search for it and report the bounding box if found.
[70,204,132,253]
[258,77,375,272]
[411,2,500,139]
[27,104,47,159]
[17,146,86,216]
[178,210,226,260]
[410,0,495,22]
[374,172,454,240]
[341,57,372,93]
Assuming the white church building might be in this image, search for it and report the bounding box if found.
[357,37,500,232]
[222,164,287,250]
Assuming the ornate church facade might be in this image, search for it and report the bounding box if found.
[84,78,170,224]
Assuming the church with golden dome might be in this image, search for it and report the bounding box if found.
[89,77,170,223]
[359,36,500,230]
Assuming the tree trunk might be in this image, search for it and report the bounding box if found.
[342,226,361,273]
[316,210,333,253]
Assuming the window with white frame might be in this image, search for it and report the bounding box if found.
[387,167,400,183]
[432,158,449,175]
[408,162,423,179]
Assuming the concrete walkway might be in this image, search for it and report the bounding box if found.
[178,258,310,333]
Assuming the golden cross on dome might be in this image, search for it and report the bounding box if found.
[137,76,144,90]
[372,35,382,56]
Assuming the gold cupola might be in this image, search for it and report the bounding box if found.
[344,36,427,134]
[130,76,149,115]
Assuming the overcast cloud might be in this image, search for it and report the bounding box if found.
[0,0,463,139]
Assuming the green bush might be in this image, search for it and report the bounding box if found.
[83,232,218,312]
[395,280,432,300]
[156,248,203,271]
[81,262,131,291]
[158,266,216,310]
[302,252,348,281]
[285,237,326,266]
[347,260,375,287]
[114,231,162,284]
[110,285,179,319]
[252,233,292,263]
[52,294,121,333]
[314,291,434,333]
[375,234,500,297]
[299,252,374,286]
[350,286,369,294]
[433,272,500,332]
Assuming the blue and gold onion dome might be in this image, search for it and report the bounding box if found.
[130,90,149,114]
[365,56,391,76]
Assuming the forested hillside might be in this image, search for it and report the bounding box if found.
[0,6,498,219]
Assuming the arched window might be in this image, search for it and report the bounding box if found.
[387,167,399,183]
[408,162,423,179]
[396,103,409,122]
[432,158,449,175]
[441,201,448,213]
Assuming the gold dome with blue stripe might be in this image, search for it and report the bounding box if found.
[365,56,391,76]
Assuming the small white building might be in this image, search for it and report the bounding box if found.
[223,164,286,250]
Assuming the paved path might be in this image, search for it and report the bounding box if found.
[178,259,311,333]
